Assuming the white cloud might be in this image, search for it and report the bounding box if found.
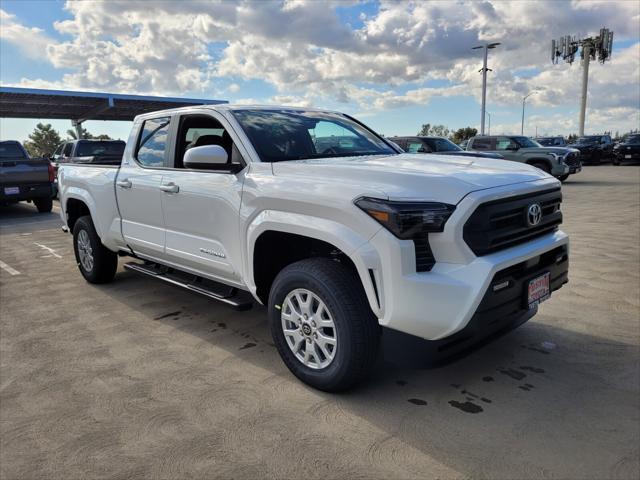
[1,0,639,134]
[0,9,55,59]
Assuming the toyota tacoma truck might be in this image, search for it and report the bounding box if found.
[58,105,569,391]
[466,135,581,182]
[1,140,56,212]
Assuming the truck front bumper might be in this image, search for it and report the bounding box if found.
[368,229,568,341]
[551,163,571,177]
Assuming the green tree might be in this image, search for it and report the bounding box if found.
[430,124,450,137]
[450,127,478,144]
[23,123,62,158]
[66,126,93,140]
[417,123,431,136]
[66,127,112,140]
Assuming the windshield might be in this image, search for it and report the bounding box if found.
[575,136,600,144]
[536,138,555,146]
[232,109,395,162]
[76,141,125,157]
[0,142,27,158]
[424,138,462,152]
[512,136,541,148]
[624,135,640,144]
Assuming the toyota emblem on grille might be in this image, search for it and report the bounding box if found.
[526,203,542,227]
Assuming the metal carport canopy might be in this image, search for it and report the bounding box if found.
[0,86,227,123]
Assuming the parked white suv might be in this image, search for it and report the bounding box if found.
[58,105,569,391]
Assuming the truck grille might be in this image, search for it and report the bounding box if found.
[463,188,562,256]
[564,152,581,167]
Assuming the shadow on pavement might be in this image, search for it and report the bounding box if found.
[95,267,639,479]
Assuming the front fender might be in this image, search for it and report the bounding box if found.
[245,210,383,315]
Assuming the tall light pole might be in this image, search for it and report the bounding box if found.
[472,42,500,135]
[521,91,538,135]
[552,28,614,136]
[485,111,491,135]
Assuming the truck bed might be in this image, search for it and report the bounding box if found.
[58,164,123,247]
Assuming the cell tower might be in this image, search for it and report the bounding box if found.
[552,28,614,136]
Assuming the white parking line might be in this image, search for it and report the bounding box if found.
[0,260,20,276]
[34,243,62,259]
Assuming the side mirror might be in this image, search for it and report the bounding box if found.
[184,145,229,170]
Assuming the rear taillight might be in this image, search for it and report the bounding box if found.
[48,162,56,182]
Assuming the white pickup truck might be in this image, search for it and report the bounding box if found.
[58,105,569,391]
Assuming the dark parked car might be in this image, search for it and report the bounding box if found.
[52,139,126,170]
[535,136,567,147]
[613,134,640,165]
[567,135,614,164]
[389,136,504,159]
[0,141,55,212]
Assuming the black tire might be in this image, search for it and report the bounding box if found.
[34,197,53,213]
[72,215,118,284]
[592,151,601,165]
[558,174,569,182]
[613,159,620,166]
[530,161,551,174]
[268,258,379,392]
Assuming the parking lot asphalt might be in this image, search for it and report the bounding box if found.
[1,166,639,479]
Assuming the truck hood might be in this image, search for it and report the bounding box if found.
[272,153,552,205]
[520,146,577,155]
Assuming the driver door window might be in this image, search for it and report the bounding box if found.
[406,141,427,153]
[495,137,517,151]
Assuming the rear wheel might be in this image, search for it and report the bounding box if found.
[34,197,53,213]
[268,258,379,392]
[73,215,118,284]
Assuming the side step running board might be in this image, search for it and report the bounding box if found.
[124,261,253,311]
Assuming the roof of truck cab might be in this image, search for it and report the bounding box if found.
[132,104,341,121]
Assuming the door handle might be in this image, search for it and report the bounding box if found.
[159,182,179,194]
[116,179,132,189]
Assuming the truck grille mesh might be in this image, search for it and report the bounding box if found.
[564,152,581,167]
[463,188,562,256]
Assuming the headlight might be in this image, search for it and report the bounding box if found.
[355,197,455,238]
[549,153,562,160]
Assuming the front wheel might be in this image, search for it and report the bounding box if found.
[558,174,569,182]
[72,215,118,284]
[268,258,379,392]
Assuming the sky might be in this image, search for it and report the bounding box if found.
[0,0,639,143]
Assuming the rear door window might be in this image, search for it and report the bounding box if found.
[470,137,494,150]
[136,117,171,167]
